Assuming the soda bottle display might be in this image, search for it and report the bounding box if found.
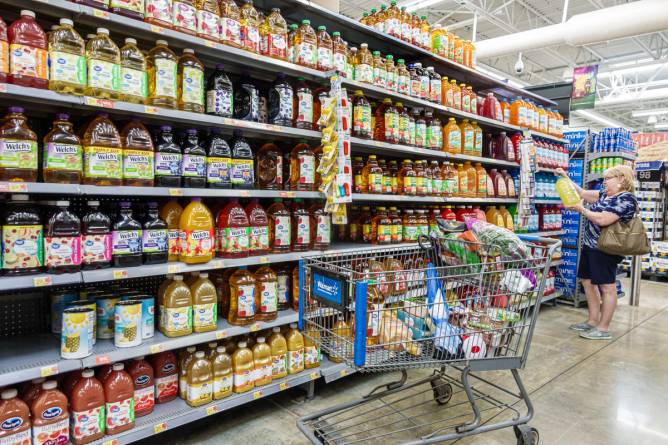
[239,0,260,53]
[121,119,155,187]
[153,125,182,187]
[48,18,86,96]
[119,37,148,104]
[8,10,48,89]
[85,28,121,100]
[82,113,123,186]
[181,128,206,188]
[206,64,234,118]
[148,40,178,109]
[112,202,143,267]
[177,48,205,113]
[142,202,168,264]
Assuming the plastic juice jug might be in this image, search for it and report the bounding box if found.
[8,10,48,89]
[20,378,45,407]
[177,48,205,113]
[414,161,428,196]
[289,140,315,191]
[355,43,373,83]
[238,0,260,53]
[211,347,233,400]
[144,0,173,28]
[454,163,467,197]
[254,265,278,321]
[232,341,254,393]
[460,83,470,112]
[0,107,38,182]
[159,200,182,261]
[96,366,114,385]
[177,346,196,399]
[499,206,514,231]
[204,129,231,188]
[309,203,330,250]
[44,201,81,274]
[219,0,241,48]
[0,18,7,84]
[244,199,269,255]
[251,337,273,386]
[371,50,385,88]
[126,357,154,418]
[228,267,256,325]
[395,103,409,145]
[441,162,456,197]
[377,99,399,144]
[398,159,416,195]
[329,317,351,363]
[291,77,313,130]
[1,194,43,275]
[427,67,442,103]
[361,155,381,194]
[118,38,147,104]
[0,389,31,445]
[274,264,291,310]
[352,90,372,139]
[267,327,288,379]
[286,323,304,374]
[331,31,347,74]
[142,202,168,264]
[153,126,182,187]
[48,18,86,95]
[82,113,122,186]
[286,23,298,63]
[121,119,154,187]
[172,0,197,34]
[81,200,111,270]
[229,130,255,189]
[111,202,142,267]
[267,73,293,128]
[42,113,83,184]
[256,142,282,189]
[474,163,486,198]
[161,275,193,337]
[460,119,475,156]
[427,112,442,149]
[85,28,121,100]
[449,80,461,109]
[148,40,177,109]
[315,25,333,71]
[290,199,310,251]
[184,351,212,407]
[490,169,508,197]
[352,156,365,193]
[502,170,516,197]
[267,199,291,252]
[293,19,317,68]
[384,54,397,91]
[303,326,321,369]
[216,198,249,258]
[556,177,581,206]
[195,0,220,41]
[181,129,206,188]
[206,64,234,118]
[179,198,214,263]
[443,117,460,154]
[30,380,69,445]
[260,8,287,60]
[471,121,483,156]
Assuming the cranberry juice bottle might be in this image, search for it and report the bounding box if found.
[81,200,112,269]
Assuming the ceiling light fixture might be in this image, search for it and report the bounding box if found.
[648,115,658,124]
[598,62,667,79]
[632,108,668,118]
[574,110,628,129]
[654,123,668,129]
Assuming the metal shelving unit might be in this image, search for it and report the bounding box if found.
[352,193,517,204]
[587,151,637,161]
[527,130,567,144]
[534,198,561,204]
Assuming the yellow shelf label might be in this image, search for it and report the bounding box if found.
[168,188,183,196]
[249,322,261,332]
[211,259,225,269]
[33,276,52,287]
[339,369,348,378]
[144,106,159,114]
[153,422,167,434]
[149,25,165,34]
[102,440,118,445]
[252,390,263,399]
[149,344,164,354]
[112,269,128,280]
[167,264,181,274]
[310,372,319,380]
[287,191,296,198]
[215,330,227,340]
[278,381,288,391]
[92,8,109,19]
[206,405,218,416]
[259,256,269,264]
[40,364,59,377]
[8,183,27,192]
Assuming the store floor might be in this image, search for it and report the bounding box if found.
[141,279,668,445]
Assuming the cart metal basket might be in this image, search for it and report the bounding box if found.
[297,234,560,445]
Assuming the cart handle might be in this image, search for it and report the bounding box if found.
[515,235,562,245]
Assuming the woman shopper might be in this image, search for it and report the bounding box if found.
[555,165,638,340]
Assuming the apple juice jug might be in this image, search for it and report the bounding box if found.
[0,107,38,182]
[45,201,81,274]
[181,128,206,188]
[332,31,347,74]
[148,40,177,109]
[153,126,182,187]
[230,130,255,189]
[119,38,147,104]
[219,0,241,47]
[293,77,313,130]
[121,119,154,187]
[255,265,278,321]
[295,19,317,69]
[217,198,250,258]
[228,267,256,325]
[159,200,182,261]
[206,64,234,118]
[303,325,320,369]
[291,199,311,251]
[177,48,205,113]
[49,18,86,95]
[212,346,233,399]
[8,10,48,89]
[67,370,105,445]
[85,28,120,100]
[316,25,333,71]
[142,202,168,264]
[556,176,581,206]
[252,337,272,386]
[30,380,68,445]
[125,357,154,418]
[0,388,31,445]
[186,351,212,407]
[179,198,214,263]
[173,0,197,35]
[309,203,330,250]
[352,90,372,139]
[286,323,304,374]
[196,0,220,41]
[267,199,290,252]
[239,0,260,53]
[82,200,112,269]
[43,113,82,184]
[177,346,196,399]
[161,275,193,337]
[145,0,173,28]
[82,113,122,186]
[262,8,287,60]
[232,341,254,393]
[112,202,142,267]
[246,198,269,255]
[267,326,287,379]
[205,129,232,188]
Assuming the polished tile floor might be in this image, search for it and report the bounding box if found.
[142,279,668,445]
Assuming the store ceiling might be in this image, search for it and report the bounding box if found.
[338,0,668,131]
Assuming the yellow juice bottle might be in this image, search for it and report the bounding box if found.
[212,346,233,400]
[191,272,217,332]
[329,317,351,363]
[179,345,196,399]
[161,275,193,337]
[186,351,212,407]
[157,274,173,328]
[160,200,183,262]
[178,198,214,264]
[556,177,581,206]
[474,162,487,198]
[460,119,474,156]
[148,40,178,109]
[252,336,273,386]
[443,117,460,154]
[228,267,256,325]
[220,0,242,48]
[49,18,86,96]
[456,163,467,197]
[499,206,514,231]
[268,326,288,379]
[232,341,254,393]
[450,79,461,109]
[85,28,120,100]
[303,325,321,369]
[471,121,483,156]
[286,323,304,374]
[262,8,288,60]
[119,38,147,104]
[82,113,122,186]
[177,48,205,113]
[239,0,260,53]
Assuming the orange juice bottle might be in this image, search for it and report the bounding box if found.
[295,19,317,69]
[268,326,288,379]
[471,121,483,156]
[463,40,473,67]
[255,265,278,321]
[464,162,476,198]
[419,15,430,49]
[442,118,460,154]
[441,76,452,106]
[509,98,524,127]
[185,351,212,407]
[232,341,254,393]
[286,323,304,374]
[474,162,486,197]
[178,198,214,264]
[431,24,447,57]
[161,275,193,337]
[456,163,467,197]
[228,267,256,325]
[499,206,514,231]
[82,113,122,186]
[212,346,233,400]
[538,106,549,133]
[252,337,272,386]
[220,0,242,48]
[160,200,183,262]
[239,0,260,53]
[485,206,504,227]
[450,80,461,109]
[460,83,470,112]
[454,36,464,64]
[460,119,474,156]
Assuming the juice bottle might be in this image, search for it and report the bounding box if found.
[499,206,514,231]
[153,126,182,187]
[292,77,313,130]
[474,162,487,197]
[362,155,382,194]
[102,363,134,435]
[203,129,231,188]
[382,55,396,91]
[331,31,347,74]
[315,25,333,71]
[148,40,177,109]
[426,111,442,149]
[352,90,372,139]
[426,67,442,103]
[44,201,81,274]
[267,73,293,127]
[274,264,291,310]
[172,0,197,34]
[0,389,31,445]
[413,109,426,148]
[398,159,416,195]
[260,8,287,60]
[256,142,282,190]
[303,325,321,369]
[181,129,206,188]
[228,267,256,325]
[443,117,460,154]
[431,24,447,57]
[371,51,386,88]
[220,0,241,48]
[286,23,298,63]
[217,198,250,258]
[111,202,142,267]
[81,200,112,270]
[252,337,272,386]
[464,162,476,198]
[254,266,278,321]
[460,83,471,112]
[30,381,68,445]
[420,15,430,49]
[48,18,86,96]
[118,38,148,104]
[195,0,220,41]
[211,346,233,399]
[395,58,408,95]
[471,121,483,156]
[177,48,205,113]
[141,202,168,264]
[82,113,122,186]
[290,140,315,191]
[206,64,234,118]
[20,378,45,407]
[485,206,503,227]
[233,77,259,121]
[230,130,255,189]
[126,357,154,418]
[121,119,155,187]
[376,99,399,144]
[441,162,456,197]
[177,346,196,399]
[385,1,401,36]
[267,327,288,379]
[449,80,461,109]
[352,156,364,192]
[556,177,581,206]
[186,351,212,407]
[460,119,475,155]
[267,199,291,252]
[232,341,254,393]
[239,0,260,53]
[158,200,182,262]
[85,28,121,100]
[309,203,330,250]
[1,195,43,275]
[291,199,311,251]
[8,10,48,89]
[150,351,178,404]
[246,199,269,255]
[0,107,38,182]
[179,198,214,263]
[42,113,82,184]
[355,43,373,83]
[329,317,351,363]
[0,17,7,83]
[68,370,106,444]
[161,275,193,336]
[286,323,304,374]
[145,0,172,28]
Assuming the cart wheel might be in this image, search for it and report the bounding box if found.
[430,380,452,405]
[514,425,539,445]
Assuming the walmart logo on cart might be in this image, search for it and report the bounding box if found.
[313,273,343,303]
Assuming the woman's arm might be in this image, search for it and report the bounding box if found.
[555,168,599,203]
[568,204,620,226]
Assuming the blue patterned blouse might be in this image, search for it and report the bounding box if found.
[583,190,638,249]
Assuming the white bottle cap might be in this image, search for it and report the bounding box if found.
[208,342,217,348]
[238,341,247,348]
[82,369,94,378]
[59,18,73,26]
[42,380,57,390]
[256,336,265,343]
[112,363,124,371]
[216,346,226,353]
[290,323,298,329]
[183,48,194,54]
[32,378,45,384]
[174,275,184,281]
[125,38,137,44]
[1,389,18,399]
[97,28,110,35]
[157,40,168,46]
[57,201,69,206]
[272,327,281,332]
[195,351,205,358]
[187,346,196,352]
[87,34,96,40]
[20,10,35,18]
[12,194,29,201]
[200,272,208,278]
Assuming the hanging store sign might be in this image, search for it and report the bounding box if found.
[570,65,598,110]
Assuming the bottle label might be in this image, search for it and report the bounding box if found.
[71,405,105,440]
[305,345,320,367]
[254,363,272,382]
[1,224,43,270]
[433,178,443,194]
[181,154,206,177]
[179,228,213,257]
[297,42,317,67]
[230,158,254,186]
[123,149,155,180]
[334,52,346,72]
[390,223,401,243]
[462,94,470,112]
[206,156,231,184]
[386,70,396,90]
[267,33,287,59]
[453,91,461,108]
[296,91,313,125]
[446,178,457,195]
[207,89,234,116]
[273,215,291,246]
[221,18,241,46]
[459,176,468,194]
[475,131,482,152]
[120,66,148,99]
[237,284,255,317]
[296,215,310,246]
[355,63,372,83]
[373,66,387,87]
[197,10,220,39]
[213,374,233,398]
[105,397,134,430]
[288,348,304,372]
[272,353,287,376]
[403,225,419,241]
[222,226,250,254]
[377,224,392,243]
[88,58,120,91]
[167,229,180,257]
[155,373,178,400]
[448,132,461,151]
[164,306,192,332]
[233,369,252,390]
[430,80,442,102]
[368,173,383,193]
[464,129,474,152]
[50,51,86,86]
[193,302,217,329]
[45,236,81,267]
[249,226,269,251]
[272,87,293,122]
[243,25,260,52]
[317,47,333,70]
[32,417,68,445]
[403,176,416,195]
[82,233,112,264]
[397,74,409,94]
[134,385,155,413]
[182,66,204,105]
[154,152,182,177]
[146,0,171,23]
[410,78,421,97]
[155,58,177,99]
[112,229,142,255]
[187,381,212,404]
[298,154,315,185]
[401,23,411,40]
[277,274,289,304]
[172,1,197,32]
[0,139,37,170]
[416,176,426,195]
[142,228,168,253]
[259,281,277,313]
[84,146,122,179]
[455,46,464,63]
[316,215,330,244]
[368,303,383,337]
[44,143,83,172]
[110,0,142,12]
[353,105,372,135]
[415,123,427,147]
[420,76,429,99]
[384,112,398,141]
[9,44,47,80]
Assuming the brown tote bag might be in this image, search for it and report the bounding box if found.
[597,203,650,256]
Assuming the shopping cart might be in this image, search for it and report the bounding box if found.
[296,232,560,445]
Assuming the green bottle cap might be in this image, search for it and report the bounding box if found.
[371,8,377,13]
[380,5,387,10]
[386,54,393,60]
[333,31,341,36]
[373,50,380,55]
[302,19,310,25]
[420,15,427,19]
[397,58,405,63]
[318,25,326,31]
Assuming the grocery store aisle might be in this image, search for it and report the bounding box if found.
[140,279,668,445]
